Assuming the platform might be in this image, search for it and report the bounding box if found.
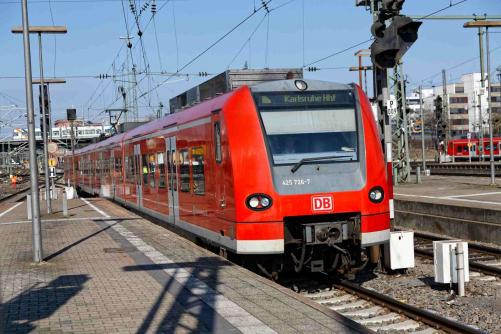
[394,175,501,245]
[0,195,367,333]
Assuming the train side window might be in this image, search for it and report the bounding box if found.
[126,156,133,182]
[148,154,156,188]
[191,147,205,195]
[180,149,190,192]
[142,154,149,185]
[168,150,178,191]
[167,151,172,190]
[157,152,166,188]
[214,122,222,163]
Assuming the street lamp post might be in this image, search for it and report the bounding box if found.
[33,78,66,203]
[14,0,43,262]
[12,25,67,212]
[464,20,501,186]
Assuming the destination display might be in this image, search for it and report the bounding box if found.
[254,90,354,108]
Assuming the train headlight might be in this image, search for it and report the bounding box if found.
[294,80,308,91]
[260,197,270,207]
[246,194,273,211]
[368,187,384,203]
[248,197,260,208]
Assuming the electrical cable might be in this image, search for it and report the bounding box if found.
[136,0,274,100]
[172,1,180,71]
[47,0,57,77]
[152,12,163,70]
[303,0,470,68]
[0,0,187,3]
[265,13,270,68]
[408,44,501,89]
[301,0,305,67]
[227,13,268,69]
[304,38,374,68]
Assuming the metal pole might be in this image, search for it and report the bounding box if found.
[47,85,56,201]
[478,27,485,162]
[419,86,426,172]
[62,190,68,217]
[358,53,363,88]
[38,33,52,212]
[456,242,465,297]
[442,69,452,162]
[399,62,411,180]
[364,69,368,95]
[478,93,484,161]
[47,85,52,141]
[7,140,11,176]
[71,120,76,187]
[485,27,495,185]
[26,194,32,220]
[20,0,43,263]
[468,135,472,163]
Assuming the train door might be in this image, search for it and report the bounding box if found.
[111,150,115,198]
[213,117,225,217]
[134,143,143,208]
[166,136,179,223]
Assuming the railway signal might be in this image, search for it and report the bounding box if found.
[370,15,422,69]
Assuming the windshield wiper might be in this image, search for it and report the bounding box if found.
[291,155,353,173]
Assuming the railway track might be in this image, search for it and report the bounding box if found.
[413,231,501,279]
[291,274,487,334]
[410,162,501,177]
[0,176,63,203]
[0,183,31,202]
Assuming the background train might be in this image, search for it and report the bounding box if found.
[65,77,391,277]
[447,137,501,160]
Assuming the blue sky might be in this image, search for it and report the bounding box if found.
[0,0,500,136]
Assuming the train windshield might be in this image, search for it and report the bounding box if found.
[254,90,358,165]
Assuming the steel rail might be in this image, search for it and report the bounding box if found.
[415,248,501,277]
[333,279,488,334]
[412,230,501,256]
[0,175,62,203]
[412,231,501,277]
[0,184,31,202]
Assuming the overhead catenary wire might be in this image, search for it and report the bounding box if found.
[227,13,268,69]
[85,0,168,121]
[136,0,274,100]
[47,0,57,77]
[0,0,188,3]
[303,0,470,68]
[172,1,180,71]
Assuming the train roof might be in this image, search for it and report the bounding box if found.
[249,79,352,93]
[73,132,125,155]
[123,90,234,141]
[71,79,357,156]
[72,88,235,156]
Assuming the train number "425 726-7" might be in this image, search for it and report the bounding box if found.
[282,178,311,186]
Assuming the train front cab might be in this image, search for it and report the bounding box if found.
[223,80,390,273]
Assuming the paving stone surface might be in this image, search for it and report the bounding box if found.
[0,196,365,333]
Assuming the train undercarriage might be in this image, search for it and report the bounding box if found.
[244,214,375,279]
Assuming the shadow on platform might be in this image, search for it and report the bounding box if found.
[124,257,233,333]
[0,275,89,334]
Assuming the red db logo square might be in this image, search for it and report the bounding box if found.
[312,195,333,212]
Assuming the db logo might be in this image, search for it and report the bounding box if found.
[311,195,334,212]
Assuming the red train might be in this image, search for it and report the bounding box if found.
[65,79,391,276]
[447,137,501,160]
